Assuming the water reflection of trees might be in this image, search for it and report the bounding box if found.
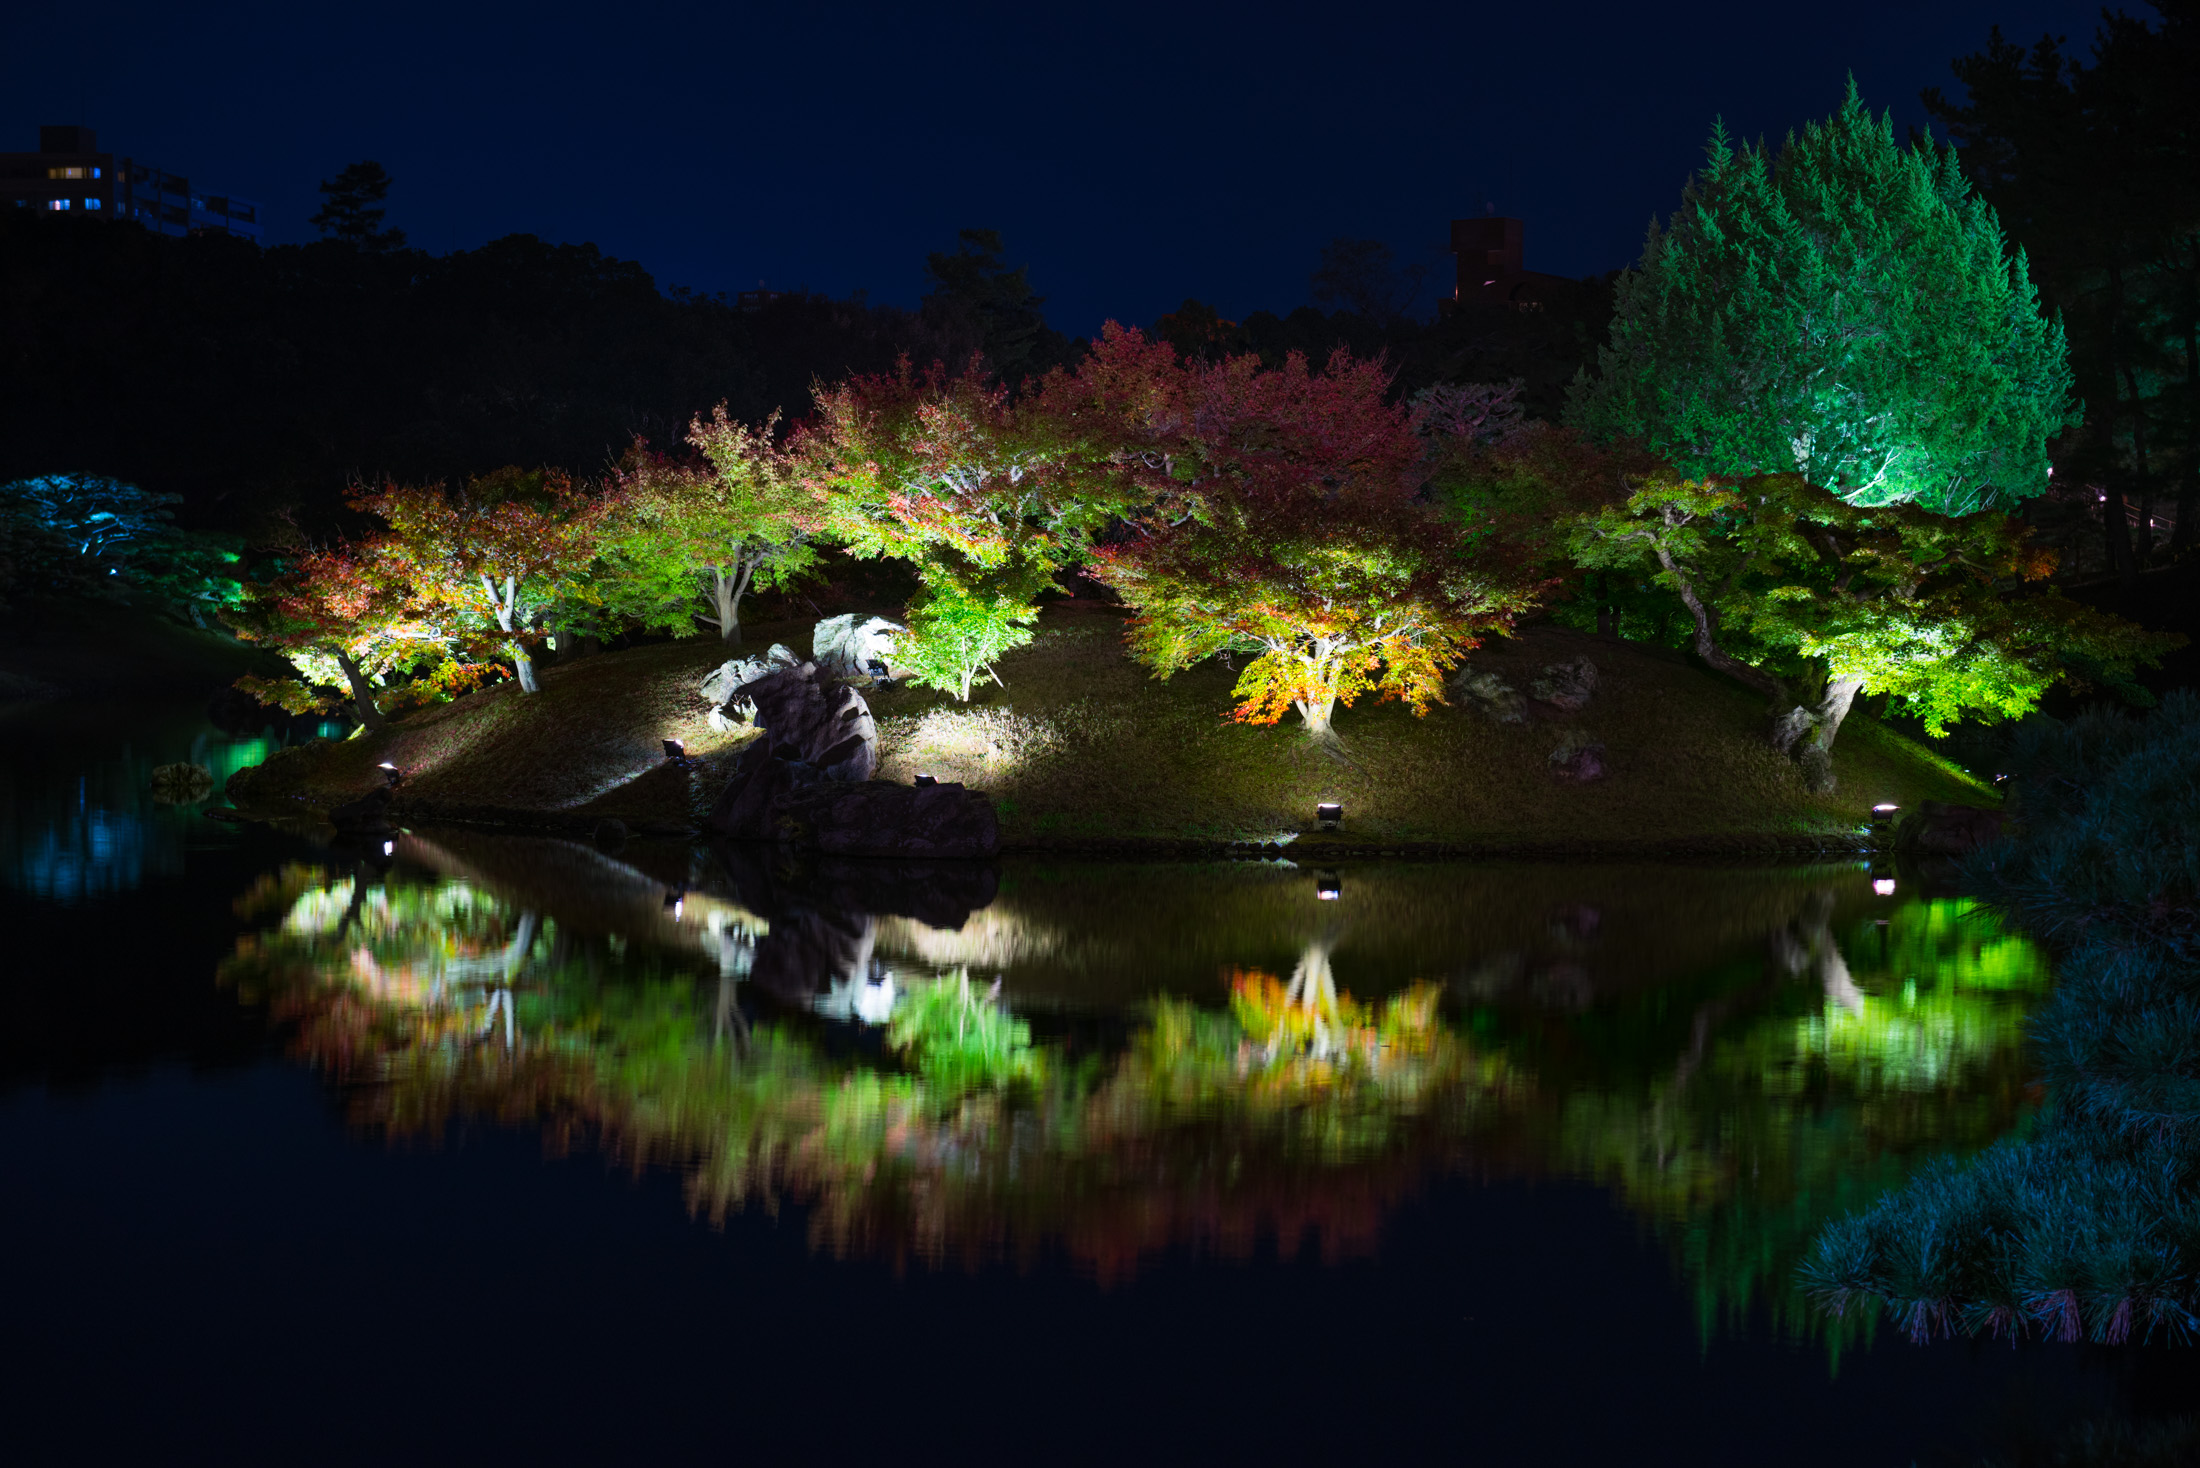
[219,845,2048,1325]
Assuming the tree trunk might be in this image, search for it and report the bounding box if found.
[333,649,386,731]
[2101,482,2140,590]
[485,572,540,694]
[1294,695,1336,739]
[712,567,740,644]
[1810,678,1865,753]
[1652,545,1785,701]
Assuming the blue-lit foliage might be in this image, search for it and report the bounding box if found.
[0,473,242,625]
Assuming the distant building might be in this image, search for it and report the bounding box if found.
[1446,217,1574,312]
[0,124,262,243]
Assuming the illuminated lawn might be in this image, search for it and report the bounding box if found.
[227,600,1992,850]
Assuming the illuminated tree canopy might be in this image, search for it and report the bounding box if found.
[1080,328,1539,738]
[1570,82,2075,515]
[1568,474,2179,777]
[599,408,818,647]
[226,537,481,729]
[352,468,620,695]
[798,354,1134,701]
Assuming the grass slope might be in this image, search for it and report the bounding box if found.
[227,602,1990,851]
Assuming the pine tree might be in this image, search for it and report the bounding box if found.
[309,161,407,251]
[1570,82,2075,515]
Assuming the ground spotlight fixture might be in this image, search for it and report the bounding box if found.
[663,888,685,918]
[914,773,937,787]
[662,738,686,762]
[382,840,395,857]
[1872,803,1900,814]
[1873,877,1897,897]
[867,658,893,688]
[1315,869,1342,901]
[1869,802,1899,839]
[1315,802,1342,832]
[376,761,403,787]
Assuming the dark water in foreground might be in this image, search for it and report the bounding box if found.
[2,702,2188,1463]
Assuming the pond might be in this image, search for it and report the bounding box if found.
[0,699,2158,1463]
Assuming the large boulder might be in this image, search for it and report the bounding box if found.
[813,614,906,680]
[1894,800,2008,856]
[1530,656,1597,712]
[1548,729,1607,783]
[1449,666,1528,724]
[700,643,800,706]
[704,749,997,859]
[149,762,215,804]
[741,663,877,780]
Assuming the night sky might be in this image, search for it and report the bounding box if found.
[3,0,2130,334]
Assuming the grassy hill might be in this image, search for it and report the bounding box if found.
[224,600,1991,854]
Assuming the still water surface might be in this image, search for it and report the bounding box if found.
[0,701,2160,1463]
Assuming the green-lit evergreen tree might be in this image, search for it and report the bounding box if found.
[1571,82,2075,515]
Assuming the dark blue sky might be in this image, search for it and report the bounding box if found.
[4,1,2131,334]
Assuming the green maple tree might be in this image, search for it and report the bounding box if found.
[599,407,818,646]
[226,537,479,729]
[1568,474,2181,784]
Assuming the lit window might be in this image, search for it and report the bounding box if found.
[48,199,70,211]
[85,198,101,209]
[47,166,86,180]
[91,167,101,178]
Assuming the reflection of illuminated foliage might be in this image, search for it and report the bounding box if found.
[1807,696,2200,1345]
[889,970,1041,1093]
[1498,894,2048,1346]
[224,865,2048,1315]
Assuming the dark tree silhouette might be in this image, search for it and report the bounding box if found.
[1309,237,1427,322]
[310,161,407,251]
[922,228,1070,383]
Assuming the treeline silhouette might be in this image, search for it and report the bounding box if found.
[0,210,1611,540]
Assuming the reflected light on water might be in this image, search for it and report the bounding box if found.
[213,845,2051,1331]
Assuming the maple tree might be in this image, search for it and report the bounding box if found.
[1080,328,1537,739]
[226,537,476,729]
[600,407,818,645]
[1569,473,2181,783]
[799,354,1136,700]
[351,467,620,694]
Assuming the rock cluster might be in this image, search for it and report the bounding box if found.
[743,663,879,781]
[703,659,996,859]
[700,643,801,720]
[1450,655,1600,724]
[1529,656,1597,712]
[1449,667,1528,724]
[1548,729,1607,783]
[811,613,905,680]
[148,762,215,804]
[706,750,998,859]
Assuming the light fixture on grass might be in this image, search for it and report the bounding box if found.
[914,773,937,787]
[1869,802,1899,840]
[867,658,893,689]
[1315,870,1342,901]
[381,840,395,858]
[1873,878,1897,897]
[663,888,685,919]
[376,761,403,787]
[662,739,686,762]
[1315,802,1342,832]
